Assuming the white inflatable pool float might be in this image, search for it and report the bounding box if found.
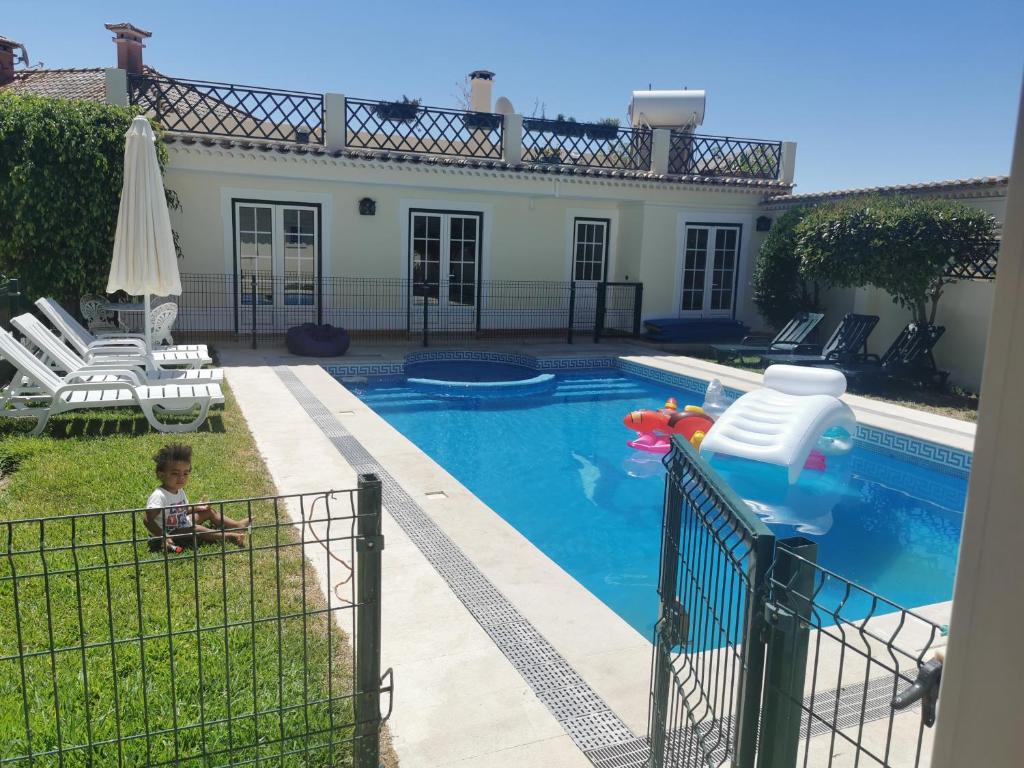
[699,365,856,484]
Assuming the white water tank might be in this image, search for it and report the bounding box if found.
[629,90,706,128]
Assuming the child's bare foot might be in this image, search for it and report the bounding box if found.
[229,532,247,548]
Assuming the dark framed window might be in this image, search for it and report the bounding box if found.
[573,217,610,281]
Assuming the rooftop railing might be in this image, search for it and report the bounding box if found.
[344,97,503,159]
[127,74,788,181]
[128,73,324,144]
[669,131,783,179]
[521,118,652,171]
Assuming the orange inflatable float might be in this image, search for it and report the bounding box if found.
[623,397,715,454]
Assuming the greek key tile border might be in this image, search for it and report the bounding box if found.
[616,361,972,478]
[324,351,615,379]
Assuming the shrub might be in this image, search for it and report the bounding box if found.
[797,196,999,325]
[0,93,176,304]
[752,207,819,328]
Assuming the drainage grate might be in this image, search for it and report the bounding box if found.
[274,367,639,761]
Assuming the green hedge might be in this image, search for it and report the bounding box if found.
[0,93,174,304]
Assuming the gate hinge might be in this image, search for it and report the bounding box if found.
[764,602,798,633]
[357,535,385,553]
[662,599,689,648]
[891,657,943,727]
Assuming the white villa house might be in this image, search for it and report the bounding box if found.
[0,22,1008,388]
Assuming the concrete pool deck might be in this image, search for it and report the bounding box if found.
[219,344,968,767]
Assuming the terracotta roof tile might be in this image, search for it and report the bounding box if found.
[766,176,1008,205]
[1,67,107,101]
[162,133,791,190]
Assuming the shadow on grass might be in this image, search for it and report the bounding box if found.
[0,412,227,439]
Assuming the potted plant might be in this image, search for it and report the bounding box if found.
[462,111,502,130]
[374,96,421,122]
[585,118,621,141]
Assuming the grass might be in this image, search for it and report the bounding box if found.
[0,386,361,767]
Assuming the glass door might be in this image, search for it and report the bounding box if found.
[679,224,740,318]
[410,210,481,331]
[235,201,319,331]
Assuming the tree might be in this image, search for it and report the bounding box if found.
[796,196,999,326]
[752,207,819,328]
[0,93,177,304]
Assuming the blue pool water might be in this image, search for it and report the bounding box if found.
[349,368,966,636]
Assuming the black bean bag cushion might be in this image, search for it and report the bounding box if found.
[286,323,350,357]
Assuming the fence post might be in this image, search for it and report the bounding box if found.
[324,92,347,151]
[594,282,606,344]
[756,536,817,768]
[503,114,523,164]
[250,274,257,349]
[648,449,685,768]
[632,283,644,337]
[422,286,430,347]
[567,281,576,344]
[354,473,384,768]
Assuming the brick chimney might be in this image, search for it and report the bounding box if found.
[104,22,151,75]
[0,36,28,86]
[468,70,494,112]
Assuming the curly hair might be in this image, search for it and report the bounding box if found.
[153,443,193,472]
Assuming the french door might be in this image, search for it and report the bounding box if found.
[235,201,320,328]
[409,210,481,329]
[679,223,740,317]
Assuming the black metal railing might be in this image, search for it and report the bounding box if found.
[668,132,782,179]
[0,480,391,768]
[345,98,503,159]
[648,438,947,768]
[944,239,1000,280]
[169,273,643,348]
[521,119,653,170]
[129,74,325,144]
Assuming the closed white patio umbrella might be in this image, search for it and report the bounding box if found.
[106,115,180,357]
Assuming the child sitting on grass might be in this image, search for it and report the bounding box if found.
[144,443,250,552]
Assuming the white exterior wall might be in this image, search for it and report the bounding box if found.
[163,142,774,322]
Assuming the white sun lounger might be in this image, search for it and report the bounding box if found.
[11,313,223,385]
[699,364,856,483]
[0,328,223,435]
[35,298,211,369]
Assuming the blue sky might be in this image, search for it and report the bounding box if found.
[5,0,1022,192]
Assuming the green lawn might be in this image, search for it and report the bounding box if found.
[0,387,358,767]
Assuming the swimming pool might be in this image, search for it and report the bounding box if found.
[347,366,966,637]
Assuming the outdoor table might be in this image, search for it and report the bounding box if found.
[103,302,146,332]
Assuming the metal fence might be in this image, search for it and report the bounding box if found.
[170,273,643,347]
[649,438,946,768]
[521,118,653,170]
[668,132,783,180]
[943,238,1000,280]
[345,98,503,159]
[0,479,391,768]
[128,74,325,144]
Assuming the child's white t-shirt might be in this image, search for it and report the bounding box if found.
[147,488,193,531]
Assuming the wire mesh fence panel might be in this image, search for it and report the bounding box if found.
[345,98,503,159]
[169,274,644,346]
[0,486,388,768]
[521,119,653,170]
[668,133,782,180]
[648,439,775,768]
[129,74,324,144]
[759,542,946,768]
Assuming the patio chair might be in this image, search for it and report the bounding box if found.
[80,294,121,333]
[710,311,824,364]
[832,324,949,390]
[0,328,223,435]
[35,298,211,369]
[11,313,223,385]
[760,313,879,367]
[151,302,177,347]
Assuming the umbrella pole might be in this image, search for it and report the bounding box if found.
[144,293,153,369]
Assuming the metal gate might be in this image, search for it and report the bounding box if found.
[649,439,947,768]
